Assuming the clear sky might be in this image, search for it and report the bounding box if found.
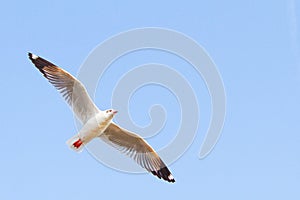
[1,0,300,199]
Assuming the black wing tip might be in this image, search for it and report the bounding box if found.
[27,52,56,73]
[28,52,38,61]
[152,167,176,183]
[28,52,45,73]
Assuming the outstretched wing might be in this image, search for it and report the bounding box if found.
[28,53,99,124]
[100,123,175,183]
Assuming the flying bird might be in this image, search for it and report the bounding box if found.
[28,52,175,183]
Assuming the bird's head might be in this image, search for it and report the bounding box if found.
[104,109,118,119]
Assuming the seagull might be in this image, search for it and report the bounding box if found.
[28,52,175,183]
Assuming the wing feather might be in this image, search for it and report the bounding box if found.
[28,52,99,123]
[100,123,175,183]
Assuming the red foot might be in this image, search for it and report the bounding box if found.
[73,139,83,148]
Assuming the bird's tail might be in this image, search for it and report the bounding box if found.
[66,135,84,153]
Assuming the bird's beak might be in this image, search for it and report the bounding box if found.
[113,110,118,114]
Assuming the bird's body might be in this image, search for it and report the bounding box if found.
[28,52,175,183]
[66,110,116,152]
[77,111,113,143]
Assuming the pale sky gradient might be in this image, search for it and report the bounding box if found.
[1,1,300,199]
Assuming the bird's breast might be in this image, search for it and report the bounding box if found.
[78,114,111,143]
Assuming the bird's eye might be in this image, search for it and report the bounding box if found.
[106,110,109,113]
[109,109,112,112]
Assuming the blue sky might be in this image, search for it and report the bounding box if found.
[1,0,300,199]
